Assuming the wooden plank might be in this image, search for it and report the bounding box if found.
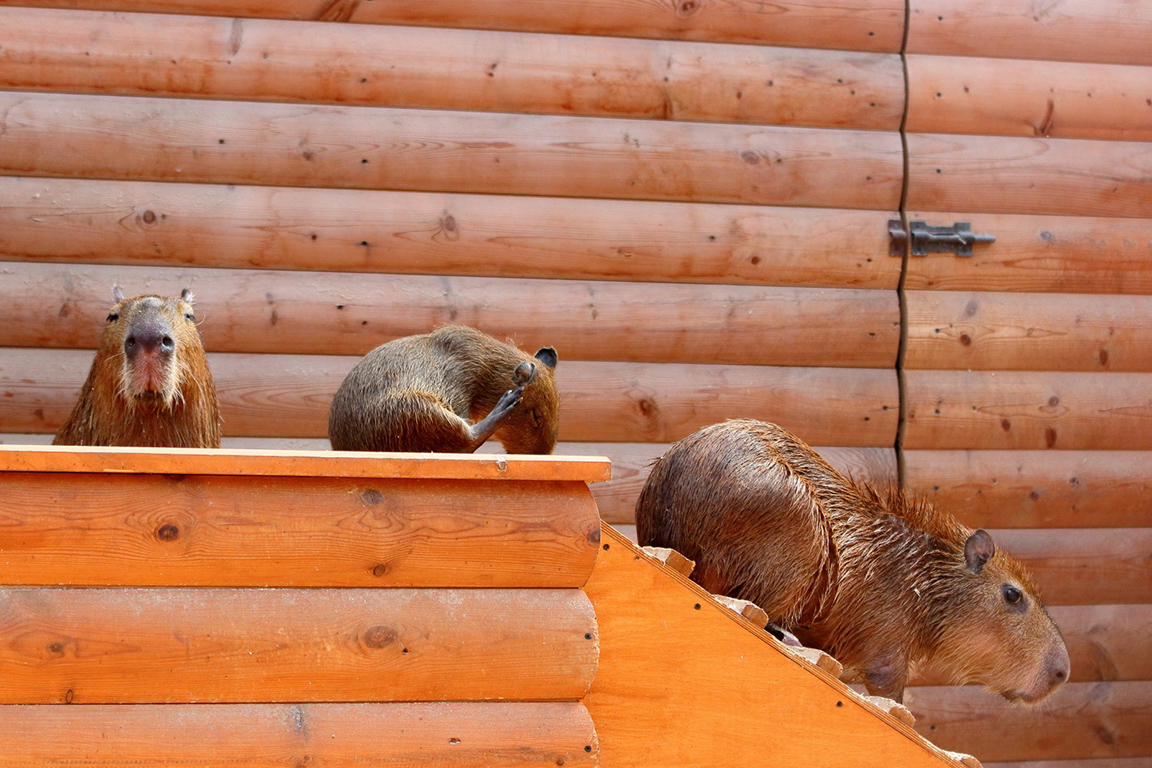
[0,261,901,369]
[0,472,600,587]
[0,0,905,51]
[906,133,1152,219]
[905,291,1152,372]
[904,450,1152,529]
[0,178,901,290]
[583,524,963,768]
[0,7,904,130]
[902,211,1152,295]
[904,370,1152,450]
[0,587,596,703]
[908,0,1152,67]
[0,92,904,210]
[0,348,900,445]
[906,55,1152,142]
[906,682,1152,762]
[0,702,599,767]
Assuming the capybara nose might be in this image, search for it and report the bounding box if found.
[125,328,174,357]
[1047,644,1071,689]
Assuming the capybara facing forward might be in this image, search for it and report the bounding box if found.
[329,325,559,454]
[636,420,1069,704]
[54,287,221,448]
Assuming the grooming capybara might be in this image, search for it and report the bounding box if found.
[328,325,559,454]
[636,420,1069,704]
[54,287,221,448]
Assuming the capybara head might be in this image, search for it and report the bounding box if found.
[499,346,559,454]
[106,287,203,408]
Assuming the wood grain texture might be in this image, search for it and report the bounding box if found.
[0,0,905,51]
[0,472,600,587]
[0,587,596,703]
[904,450,1152,529]
[905,291,1152,372]
[902,211,1152,295]
[904,370,1152,450]
[906,682,1152,762]
[0,91,904,209]
[584,524,963,768]
[908,0,1152,67]
[0,177,900,289]
[907,55,1152,142]
[0,348,899,445]
[0,702,599,766]
[0,261,901,368]
[0,7,904,130]
[906,133,1152,219]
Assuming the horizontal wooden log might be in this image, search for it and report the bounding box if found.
[905,291,1152,372]
[0,0,905,51]
[0,587,596,703]
[0,348,899,445]
[0,8,904,130]
[907,681,1152,762]
[904,370,1152,450]
[906,133,1152,219]
[908,0,1152,67]
[0,261,901,368]
[0,702,598,766]
[0,472,599,587]
[904,450,1152,529]
[0,178,900,290]
[906,55,1152,142]
[902,211,1152,295]
[0,91,904,209]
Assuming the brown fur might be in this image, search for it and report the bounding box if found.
[328,325,559,454]
[636,419,1070,703]
[54,289,221,448]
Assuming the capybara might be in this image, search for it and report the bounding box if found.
[635,419,1069,704]
[328,325,559,454]
[54,287,221,448]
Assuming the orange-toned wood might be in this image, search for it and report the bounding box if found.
[0,8,904,130]
[0,261,900,368]
[904,450,1152,529]
[0,178,901,289]
[903,211,1152,295]
[906,682,1152,762]
[0,587,596,703]
[0,92,905,209]
[906,133,1152,219]
[908,0,1152,67]
[0,348,899,445]
[905,291,1152,372]
[583,524,964,768]
[0,0,905,51]
[0,471,600,587]
[904,370,1152,450]
[906,55,1152,142]
[0,702,599,767]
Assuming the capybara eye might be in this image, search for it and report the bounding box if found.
[184,313,195,322]
[106,313,119,323]
[1002,585,1023,604]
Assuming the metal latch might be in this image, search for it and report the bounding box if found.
[888,220,996,257]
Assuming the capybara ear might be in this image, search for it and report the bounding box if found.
[513,361,537,386]
[112,285,125,303]
[534,347,558,368]
[964,529,996,573]
[181,288,195,305]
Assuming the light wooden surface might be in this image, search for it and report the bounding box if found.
[0,470,600,587]
[0,702,599,767]
[905,291,1152,372]
[0,261,900,368]
[0,91,905,209]
[0,7,904,129]
[0,348,899,445]
[904,450,1152,529]
[908,0,1152,66]
[907,55,1152,142]
[0,0,905,50]
[905,370,1152,450]
[906,133,1152,219]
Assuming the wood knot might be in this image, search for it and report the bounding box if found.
[739,150,761,165]
[440,213,460,241]
[156,524,180,541]
[363,625,397,649]
[360,488,383,505]
[372,563,387,577]
[675,0,701,16]
[587,526,601,545]
[47,642,65,655]
[959,333,972,346]
[139,209,158,226]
